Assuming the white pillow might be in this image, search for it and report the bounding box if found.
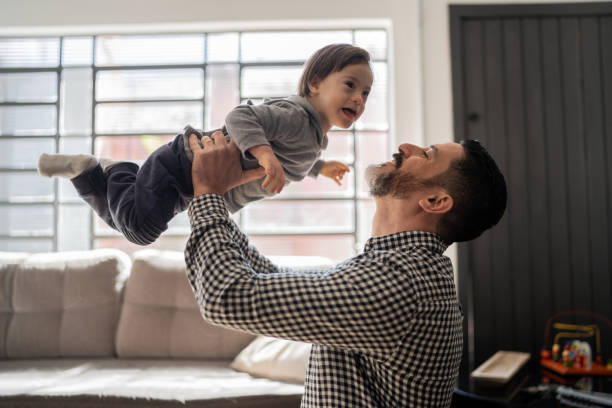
[230,336,312,384]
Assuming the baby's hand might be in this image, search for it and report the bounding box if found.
[320,161,350,186]
[248,144,285,194]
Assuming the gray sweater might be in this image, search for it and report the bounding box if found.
[220,95,328,213]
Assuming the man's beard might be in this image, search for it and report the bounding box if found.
[366,153,430,198]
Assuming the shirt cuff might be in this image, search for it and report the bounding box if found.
[188,194,228,223]
[308,159,325,178]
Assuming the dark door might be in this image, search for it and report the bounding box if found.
[450,3,612,371]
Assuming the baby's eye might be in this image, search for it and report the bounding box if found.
[362,90,370,98]
[345,81,354,88]
[422,150,429,159]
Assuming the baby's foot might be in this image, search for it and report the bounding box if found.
[38,153,98,179]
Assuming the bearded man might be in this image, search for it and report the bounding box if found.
[183,132,507,408]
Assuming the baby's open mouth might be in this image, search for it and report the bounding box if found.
[342,108,356,117]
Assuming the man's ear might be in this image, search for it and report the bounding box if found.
[418,190,453,214]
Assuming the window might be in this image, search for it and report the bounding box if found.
[0,29,390,261]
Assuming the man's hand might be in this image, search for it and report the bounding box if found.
[247,144,286,194]
[189,131,265,197]
[320,161,350,186]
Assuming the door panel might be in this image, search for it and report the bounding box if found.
[450,4,612,370]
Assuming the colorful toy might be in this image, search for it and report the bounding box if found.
[540,310,612,377]
[552,343,560,362]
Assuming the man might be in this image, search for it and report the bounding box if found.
[184,131,507,408]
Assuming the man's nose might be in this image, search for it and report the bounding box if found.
[398,143,422,157]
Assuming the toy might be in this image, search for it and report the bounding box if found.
[540,310,612,377]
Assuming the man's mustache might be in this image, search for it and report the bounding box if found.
[392,153,403,168]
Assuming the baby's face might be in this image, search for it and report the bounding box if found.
[309,63,373,130]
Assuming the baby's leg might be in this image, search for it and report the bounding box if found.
[70,164,120,230]
[38,153,123,231]
[72,160,166,246]
[103,138,191,246]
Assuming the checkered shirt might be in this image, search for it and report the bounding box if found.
[185,194,463,407]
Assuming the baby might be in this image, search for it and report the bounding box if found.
[38,43,374,245]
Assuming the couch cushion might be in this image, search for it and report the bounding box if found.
[0,249,130,358]
[231,336,311,384]
[115,249,255,358]
[0,358,304,403]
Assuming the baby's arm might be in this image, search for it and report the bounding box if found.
[319,161,350,186]
[247,144,285,194]
[225,103,299,195]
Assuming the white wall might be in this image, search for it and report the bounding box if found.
[421,0,611,148]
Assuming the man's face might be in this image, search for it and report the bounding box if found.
[367,142,465,197]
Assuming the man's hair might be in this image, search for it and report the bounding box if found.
[430,140,507,243]
[298,44,371,97]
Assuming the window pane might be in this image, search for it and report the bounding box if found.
[96,69,204,101]
[0,105,56,136]
[241,31,352,62]
[94,208,189,237]
[0,204,53,236]
[59,136,91,154]
[355,30,387,60]
[59,178,80,201]
[94,235,188,255]
[0,138,55,169]
[60,68,92,136]
[0,38,60,68]
[0,238,53,252]
[205,64,239,129]
[279,166,354,198]
[248,235,353,262]
[241,66,301,98]
[58,137,91,202]
[356,131,390,196]
[58,204,90,251]
[0,72,57,103]
[59,137,91,199]
[356,62,388,131]
[62,36,93,66]
[0,173,53,202]
[207,33,239,62]
[325,131,354,163]
[357,199,375,248]
[96,35,205,66]
[95,135,175,162]
[243,200,354,234]
[95,102,202,134]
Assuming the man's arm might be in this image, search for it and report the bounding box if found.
[186,133,413,360]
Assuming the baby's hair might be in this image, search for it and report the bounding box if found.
[298,44,371,97]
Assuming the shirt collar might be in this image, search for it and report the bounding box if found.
[364,230,449,254]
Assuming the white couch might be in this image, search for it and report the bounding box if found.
[0,249,325,407]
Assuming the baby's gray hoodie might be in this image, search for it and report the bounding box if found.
[200,95,328,213]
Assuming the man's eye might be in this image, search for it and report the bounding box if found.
[422,150,429,159]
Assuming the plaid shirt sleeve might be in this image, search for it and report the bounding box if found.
[185,194,415,360]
